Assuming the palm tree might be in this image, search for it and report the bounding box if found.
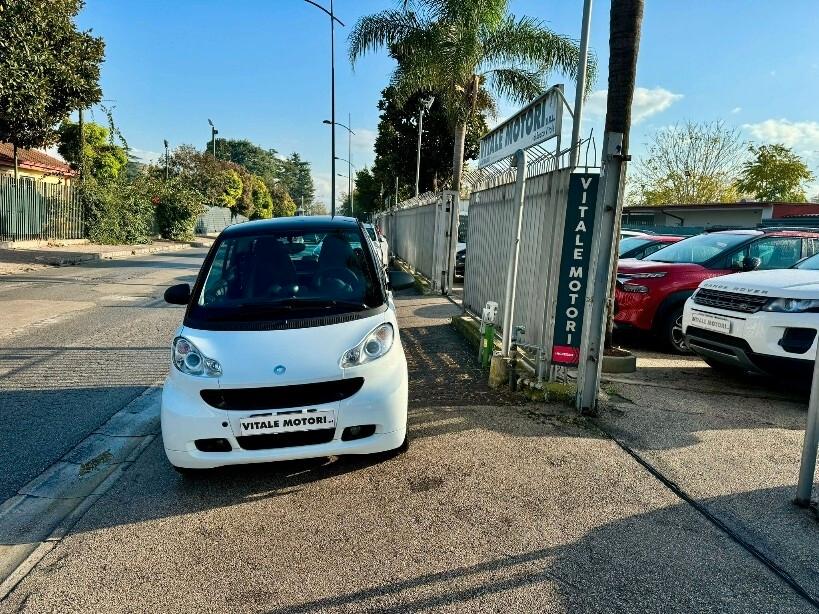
[349,0,594,192]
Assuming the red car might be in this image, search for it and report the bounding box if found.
[615,228,819,352]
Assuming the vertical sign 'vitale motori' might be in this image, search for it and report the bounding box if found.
[551,172,600,365]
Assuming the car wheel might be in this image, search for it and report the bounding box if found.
[663,307,692,354]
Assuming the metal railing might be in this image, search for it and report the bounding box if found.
[0,175,83,242]
[195,206,248,235]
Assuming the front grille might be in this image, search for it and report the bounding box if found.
[201,377,364,411]
[693,289,769,313]
[237,428,335,450]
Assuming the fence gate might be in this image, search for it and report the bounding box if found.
[0,176,83,242]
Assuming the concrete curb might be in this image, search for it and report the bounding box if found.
[0,385,162,600]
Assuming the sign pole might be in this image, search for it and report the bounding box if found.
[576,132,625,412]
[501,149,527,356]
[796,354,819,506]
[570,0,593,167]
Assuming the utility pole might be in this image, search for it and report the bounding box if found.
[208,119,218,158]
[576,0,644,412]
[570,0,594,167]
[415,96,435,196]
[305,0,344,216]
[164,139,169,180]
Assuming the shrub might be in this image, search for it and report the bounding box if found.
[81,177,155,245]
[151,177,204,241]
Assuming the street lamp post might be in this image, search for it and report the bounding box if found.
[208,119,218,158]
[305,0,345,216]
[163,139,169,180]
[323,116,355,215]
[335,156,356,215]
[415,96,435,196]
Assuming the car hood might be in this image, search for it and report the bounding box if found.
[618,259,704,274]
[700,269,819,298]
[180,311,389,388]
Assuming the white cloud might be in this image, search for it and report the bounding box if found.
[731,106,742,114]
[586,86,683,125]
[130,148,161,164]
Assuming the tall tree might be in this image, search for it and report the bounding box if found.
[349,0,592,191]
[372,86,487,199]
[277,153,315,207]
[633,121,745,204]
[340,167,382,218]
[0,0,105,177]
[207,138,281,183]
[736,144,815,202]
[58,121,127,180]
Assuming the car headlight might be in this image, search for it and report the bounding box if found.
[172,336,222,377]
[763,298,819,313]
[341,323,394,367]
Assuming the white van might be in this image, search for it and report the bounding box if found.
[161,216,415,473]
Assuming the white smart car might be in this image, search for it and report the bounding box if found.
[161,216,415,473]
[363,223,390,267]
[683,251,819,377]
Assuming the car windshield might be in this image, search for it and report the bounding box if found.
[643,232,750,264]
[795,253,819,270]
[189,227,383,322]
[618,237,652,255]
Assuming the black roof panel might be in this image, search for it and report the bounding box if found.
[220,216,360,238]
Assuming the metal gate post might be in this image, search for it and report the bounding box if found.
[796,353,819,506]
[501,149,528,356]
[443,190,460,295]
[576,132,625,412]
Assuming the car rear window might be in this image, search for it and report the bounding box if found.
[618,237,652,256]
[365,227,376,241]
[190,227,384,323]
[643,233,749,264]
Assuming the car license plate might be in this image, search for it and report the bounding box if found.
[691,312,731,334]
[239,410,335,436]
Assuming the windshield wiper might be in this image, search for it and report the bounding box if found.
[280,298,369,311]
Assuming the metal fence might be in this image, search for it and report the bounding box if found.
[195,206,248,235]
[464,168,572,351]
[0,175,83,242]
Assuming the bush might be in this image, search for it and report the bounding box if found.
[151,178,204,241]
[81,177,155,245]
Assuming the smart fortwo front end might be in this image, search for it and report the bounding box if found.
[160,216,414,472]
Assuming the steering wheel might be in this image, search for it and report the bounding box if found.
[315,267,359,294]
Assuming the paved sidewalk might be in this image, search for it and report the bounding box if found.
[1,293,815,612]
[0,238,213,276]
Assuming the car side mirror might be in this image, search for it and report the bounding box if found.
[388,270,415,291]
[164,283,191,305]
[741,256,762,272]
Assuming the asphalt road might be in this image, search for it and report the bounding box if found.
[0,249,207,503]
[2,291,815,613]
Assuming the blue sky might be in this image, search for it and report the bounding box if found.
[76,0,819,204]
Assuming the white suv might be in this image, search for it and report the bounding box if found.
[683,253,819,376]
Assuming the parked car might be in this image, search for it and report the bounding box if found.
[621,229,649,239]
[364,223,390,267]
[615,228,819,353]
[683,252,819,376]
[619,234,684,260]
[160,216,416,474]
[455,246,466,279]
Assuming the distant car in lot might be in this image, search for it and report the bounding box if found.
[619,234,684,260]
[160,216,416,474]
[615,228,819,353]
[683,252,819,376]
[364,223,390,267]
[455,246,466,279]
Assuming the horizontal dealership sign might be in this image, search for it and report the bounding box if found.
[477,85,563,168]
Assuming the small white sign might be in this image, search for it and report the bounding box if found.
[478,86,563,168]
[691,312,732,334]
[239,410,336,436]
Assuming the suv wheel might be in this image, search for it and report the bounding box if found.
[663,306,692,354]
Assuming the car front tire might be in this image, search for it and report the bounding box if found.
[663,306,693,354]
